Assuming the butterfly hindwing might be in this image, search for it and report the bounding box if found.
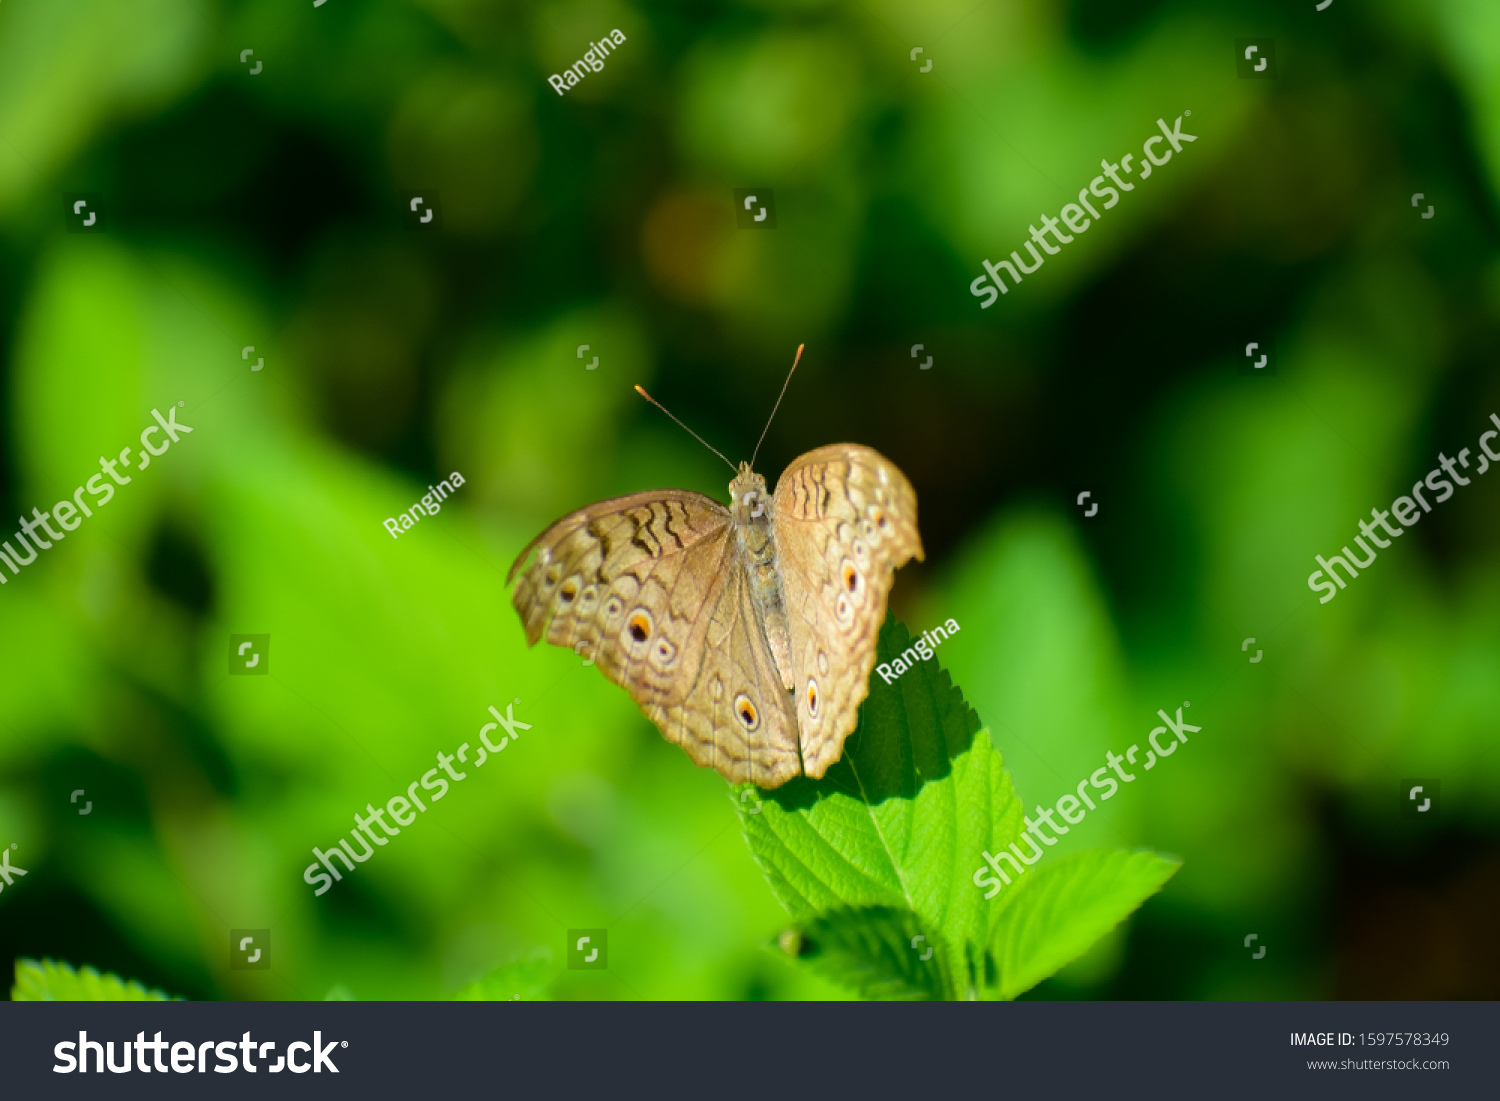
[654,555,802,787]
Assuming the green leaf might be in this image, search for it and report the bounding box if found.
[740,613,1021,994]
[987,849,1181,999]
[774,905,955,1001]
[739,614,1180,999]
[11,958,181,1001]
[451,950,555,1001]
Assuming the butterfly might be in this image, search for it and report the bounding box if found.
[507,347,923,789]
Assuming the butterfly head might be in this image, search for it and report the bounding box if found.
[729,464,768,521]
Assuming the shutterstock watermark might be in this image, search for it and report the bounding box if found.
[0,405,193,589]
[303,700,532,895]
[1308,413,1499,603]
[53,1031,344,1074]
[970,115,1198,308]
[972,704,1201,898]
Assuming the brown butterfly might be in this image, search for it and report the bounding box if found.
[507,347,923,789]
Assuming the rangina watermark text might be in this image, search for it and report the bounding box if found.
[384,470,465,539]
[877,617,961,684]
[548,29,627,96]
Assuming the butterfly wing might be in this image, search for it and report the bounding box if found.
[683,556,803,787]
[770,444,924,778]
[509,490,801,787]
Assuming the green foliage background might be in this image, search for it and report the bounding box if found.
[1,0,1498,1000]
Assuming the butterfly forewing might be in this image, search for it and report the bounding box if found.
[771,444,924,778]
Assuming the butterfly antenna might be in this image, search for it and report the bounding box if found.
[634,385,738,473]
[750,343,803,470]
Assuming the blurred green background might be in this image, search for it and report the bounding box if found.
[2,0,1498,1001]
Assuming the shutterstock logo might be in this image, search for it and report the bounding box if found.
[230,929,270,970]
[733,188,777,228]
[568,928,608,970]
[54,1030,345,1074]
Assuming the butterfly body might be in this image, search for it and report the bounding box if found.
[729,466,797,691]
[509,445,922,789]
